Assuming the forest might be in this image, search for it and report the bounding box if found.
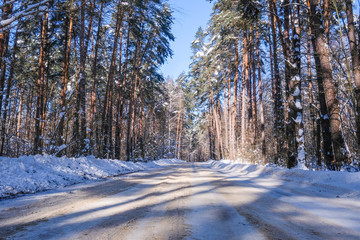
[0,0,360,171]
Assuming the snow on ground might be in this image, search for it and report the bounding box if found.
[204,160,360,233]
[205,160,360,195]
[1,159,360,239]
[0,155,183,198]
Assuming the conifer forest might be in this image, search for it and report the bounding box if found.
[1,0,360,171]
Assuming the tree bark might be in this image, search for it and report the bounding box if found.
[287,0,305,168]
[309,0,348,169]
[251,30,257,146]
[16,79,25,156]
[247,31,253,148]
[231,38,239,160]
[177,106,184,160]
[255,25,266,164]
[115,26,124,160]
[306,22,321,166]
[102,4,124,158]
[115,15,132,160]
[33,13,48,155]
[209,80,223,159]
[126,40,140,161]
[241,31,248,149]
[345,0,360,148]
[74,0,87,156]
[324,0,330,43]
[89,2,104,157]
[0,1,12,115]
[57,1,74,150]
[270,0,284,163]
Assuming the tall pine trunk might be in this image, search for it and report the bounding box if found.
[115,17,132,160]
[0,1,12,116]
[251,30,257,146]
[0,8,21,156]
[74,0,87,156]
[57,1,74,150]
[256,26,266,164]
[307,22,321,165]
[241,31,248,149]
[231,39,239,160]
[33,13,48,155]
[270,0,284,163]
[287,0,305,168]
[345,0,360,149]
[89,2,103,157]
[115,29,124,160]
[309,0,348,169]
[102,4,123,158]
[16,79,25,156]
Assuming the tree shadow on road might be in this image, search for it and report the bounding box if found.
[1,163,360,239]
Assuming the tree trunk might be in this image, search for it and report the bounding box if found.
[126,24,153,161]
[208,107,214,160]
[247,32,253,148]
[126,43,141,161]
[115,16,132,160]
[287,0,305,168]
[209,80,223,159]
[177,107,184,160]
[256,26,266,165]
[0,0,12,71]
[309,0,348,169]
[231,39,239,160]
[126,59,138,161]
[241,31,248,149]
[0,1,12,116]
[102,4,123,158]
[0,6,21,156]
[270,0,284,163]
[226,66,232,159]
[324,0,330,43]
[33,13,48,155]
[223,74,229,158]
[267,11,274,102]
[307,22,321,165]
[345,0,360,149]
[57,1,74,150]
[251,30,257,146]
[115,31,124,159]
[41,64,50,152]
[281,0,291,157]
[176,98,182,158]
[16,79,25,156]
[74,0,87,156]
[217,100,224,159]
[89,2,104,157]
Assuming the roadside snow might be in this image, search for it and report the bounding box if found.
[205,160,360,234]
[0,155,183,198]
[205,160,360,194]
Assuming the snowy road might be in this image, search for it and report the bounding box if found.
[1,162,360,240]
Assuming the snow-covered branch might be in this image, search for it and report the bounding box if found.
[0,0,50,31]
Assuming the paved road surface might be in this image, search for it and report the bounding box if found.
[0,162,359,239]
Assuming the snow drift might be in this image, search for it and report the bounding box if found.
[0,155,183,198]
[205,160,360,197]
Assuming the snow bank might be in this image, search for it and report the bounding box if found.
[0,155,183,198]
[205,160,360,193]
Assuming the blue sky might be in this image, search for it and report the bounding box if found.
[160,0,213,80]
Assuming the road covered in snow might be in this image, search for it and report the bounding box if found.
[1,160,360,239]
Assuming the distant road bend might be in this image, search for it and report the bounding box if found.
[1,162,359,240]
